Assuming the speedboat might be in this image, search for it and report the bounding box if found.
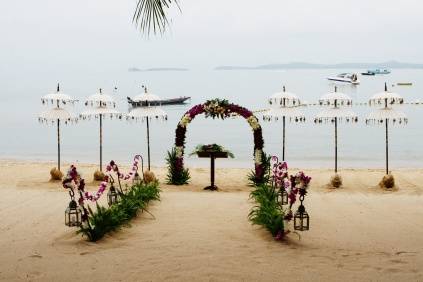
[327,73,360,85]
[367,68,391,74]
[361,71,375,76]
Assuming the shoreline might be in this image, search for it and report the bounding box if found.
[2,158,423,171]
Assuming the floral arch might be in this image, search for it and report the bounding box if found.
[169,99,265,185]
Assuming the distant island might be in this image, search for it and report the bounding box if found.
[215,61,423,70]
[129,67,189,72]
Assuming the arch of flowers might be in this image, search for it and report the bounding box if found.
[172,98,265,184]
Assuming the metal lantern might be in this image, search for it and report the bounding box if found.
[294,195,309,231]
[107,185,119,206]
[65,199,82,227]
[277,188,289,206]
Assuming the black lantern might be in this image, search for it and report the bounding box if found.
[65,199,82,227]
[107,185,119,206]
[294,194,309,231]
[277,188,288,206]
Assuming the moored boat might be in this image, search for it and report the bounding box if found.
[327,73,360,85]
[127,96,191,107]
[361,71,375,76]
[367,68,391,74]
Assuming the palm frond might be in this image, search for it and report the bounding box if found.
[133,0,179,35]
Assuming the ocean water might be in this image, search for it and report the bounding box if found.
[1,68,422,169]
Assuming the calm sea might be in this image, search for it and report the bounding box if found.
[1,69,422,169]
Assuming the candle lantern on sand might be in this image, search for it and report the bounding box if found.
[366,83,407,189]
[277,189,289,206]
[263,86,305,162]
[65,191,82,227]
[126,85,167,171]
[314,86,358,188]
[39,84,78,180]
[294,192,309,231]
[107,185,119,206]
[80,88,122,181]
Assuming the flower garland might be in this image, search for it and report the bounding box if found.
[170,98,265,184]
[63,156,143,204]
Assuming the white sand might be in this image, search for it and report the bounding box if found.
[0,160,423,281]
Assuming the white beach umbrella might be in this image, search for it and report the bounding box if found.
[268,86,301,107]
[366,83,407,175]
[127,86,168,170]
[263,86,305,161]
[80,88,121,172]
[38,84,78,172]
[314,86,358,173]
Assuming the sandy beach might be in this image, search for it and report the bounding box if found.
[0,160,423,281]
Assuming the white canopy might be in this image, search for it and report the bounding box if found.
[126,107,167,121]
[369,91,404,106]
[38,107,77,124]
[263,107,305,122]
[268,86,301,107]
[41,84,78,105]
[319,91,353,106]
[314,107,358,123]
[132,86,162,103]
[80,107,121,120]
[366,108,407,125]
[85,89,116,107]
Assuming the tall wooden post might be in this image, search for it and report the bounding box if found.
[146,117,151,171]
[57,119,61,171]
[282,97,286,161]
[282,116,286,161]
[100,114,103,171]
[335,118,338,173]
[385,118,389,175]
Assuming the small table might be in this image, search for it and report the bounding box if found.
[197,151,228,190]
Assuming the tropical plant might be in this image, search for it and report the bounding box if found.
[133,0,180,35]
[248,183,284,237]
[247,151,271,186]
[78,181,160,242]
[166,147,190,185]
[189,144,235,158]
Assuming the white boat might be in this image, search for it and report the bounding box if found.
[327,73,360,85]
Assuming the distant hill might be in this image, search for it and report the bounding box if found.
[215,61,423,70]
[128,67,189,72]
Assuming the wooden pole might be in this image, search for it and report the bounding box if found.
[100,114,103,171]
[335,118,338,173]
[57,119,61,171]
[211,154,215,188]
[282,116,286,161]
[146,117,151,171]
[385,118,389,175]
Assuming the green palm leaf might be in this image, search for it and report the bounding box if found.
[133,0,180,35]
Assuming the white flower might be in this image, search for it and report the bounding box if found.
[254,149,262,164]
[179,114,191,128]
[175,146,184,158]
[247,116,260,130]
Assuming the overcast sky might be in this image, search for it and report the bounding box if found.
[1,0,422,71]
